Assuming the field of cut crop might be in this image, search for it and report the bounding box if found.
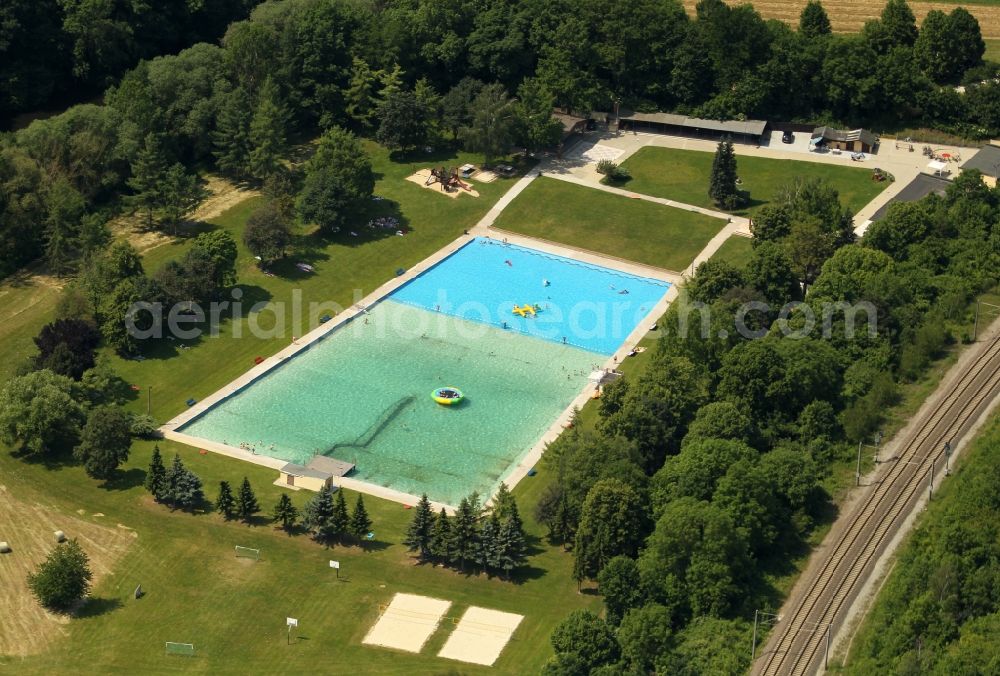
[681,0,1000,38]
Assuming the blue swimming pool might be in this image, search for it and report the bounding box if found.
[179,238,670,504]
[391,238,670,355]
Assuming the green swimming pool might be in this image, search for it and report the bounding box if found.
[179,239,670,505]
[181,302,601,504]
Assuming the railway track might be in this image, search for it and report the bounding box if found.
[753,329,1000,676]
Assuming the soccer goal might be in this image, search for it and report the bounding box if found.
[165,641,195,656]
[234,545,260,560]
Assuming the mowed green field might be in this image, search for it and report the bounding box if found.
[491,177,725,272]
[0,144,606,673]
[710,235,755,270]
[1,439,596,674]
[620,146,888,216]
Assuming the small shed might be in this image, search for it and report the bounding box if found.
[278,463,333,492]
[811,127,879,153]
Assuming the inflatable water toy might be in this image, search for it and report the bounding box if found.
[432,387,465,406]
[512,304,542,317]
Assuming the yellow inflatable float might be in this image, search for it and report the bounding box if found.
[512,304,541,317]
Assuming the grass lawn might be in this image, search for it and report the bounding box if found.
[111,142,525,423]
[0,437,596,674]
[710,235,754,270]
[620,146,888,216]
[491,177,725,271]
[0,142,604,673]
[0,272,61,384]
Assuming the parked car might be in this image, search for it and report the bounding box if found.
[781,131,794,144]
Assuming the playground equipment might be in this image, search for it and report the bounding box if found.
[431,387,465,406]
[425,166,474,192]
[512,304,541,317]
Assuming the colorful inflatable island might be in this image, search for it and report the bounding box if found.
[431,387,465,406]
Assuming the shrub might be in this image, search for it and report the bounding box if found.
[596,160,631,183]
[28,539,92,612]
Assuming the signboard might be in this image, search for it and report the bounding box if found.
[287,617,298,627]
[330,560,340,569]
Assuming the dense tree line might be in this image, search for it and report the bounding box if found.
[404,486,529,580]
[1,0,261,121]
[3,0,997,282]
[847,422,1000,673]
[538,172,1000,673]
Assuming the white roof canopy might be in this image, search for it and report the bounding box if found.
[927,160,948,173]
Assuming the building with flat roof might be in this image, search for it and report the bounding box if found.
[960,144,1000,187]
[616,111,768,143]
[810,127,879,153]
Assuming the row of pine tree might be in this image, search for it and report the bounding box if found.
[403,485,528,580]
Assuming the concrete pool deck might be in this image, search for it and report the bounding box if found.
[162,167,689,512]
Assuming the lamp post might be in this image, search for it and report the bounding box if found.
[856,441,879,485]
[750,610,781,661]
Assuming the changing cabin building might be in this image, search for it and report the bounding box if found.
[810,126,879,153]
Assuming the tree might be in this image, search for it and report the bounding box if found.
[598,556,644,625]
[214,85,254,177]
[244,202,291,265]
[687,259,746,304]
[375,89,429,152]
[450,495,480,571]
[651,438,758,514]
[547,610,620,673]
[73,406,132,479]
[349,493,372,542]
[573,479,645,583]
[0,369,85,456]
[127,133,170,229]
[248,77,288,180]
[639,498,749,621]
[683,401,756,447]
[159,163,201,234]
[618,604,674,674]
[236,477,260,522]
[441,77,484,138]
[512,78,563,153]
[496,504,527,578]
[863,0,918,53]
[745,240,802,308]
[163,454,203,510]
[273,493,299,532]
[43,177,86,274]
[430,508,453,561]
[331,488,350,541]
[786,217,837,289]
[477,511,502,572]
[27,539,92,612]
[658,617,751,674]
[404,494,435,559]
[708,139,741,209]
[799,1,832,39]
[915,9,985,84]
[345,58,381,130]
[190,230,238,290]
[460,83,516,167]
[33,318,100,380]
[599,355,710,472]
[216,480,235,519]
[296,126,374,233]
[302,484,337,543]
[145,445,167,501]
